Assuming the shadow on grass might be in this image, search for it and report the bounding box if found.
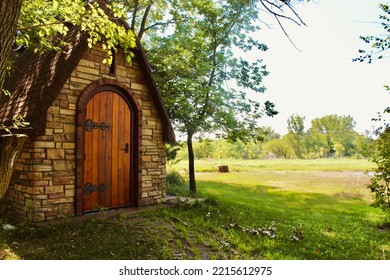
[0,213,176,260]
[193,180,389,259]
[1,180,389,260]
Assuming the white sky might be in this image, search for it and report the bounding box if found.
[254,0,390,135]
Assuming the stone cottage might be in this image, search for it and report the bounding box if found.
[0,25,175,222]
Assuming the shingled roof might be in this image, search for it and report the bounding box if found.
[0,27,175,143]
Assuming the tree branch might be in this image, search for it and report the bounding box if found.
[130,0,139,30]
[138,3,153,40]
[260,0,306,51]
[144,18,178,32]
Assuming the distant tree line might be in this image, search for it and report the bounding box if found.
[173,114,376,160]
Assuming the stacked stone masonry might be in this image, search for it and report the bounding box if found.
[2,46,167,222]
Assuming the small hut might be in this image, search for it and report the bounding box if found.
[0,22,175,222]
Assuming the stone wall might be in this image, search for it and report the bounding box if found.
[1,46,167,222]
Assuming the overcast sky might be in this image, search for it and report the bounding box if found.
[254,0,390,135]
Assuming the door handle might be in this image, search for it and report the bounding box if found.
[124,143,129,153]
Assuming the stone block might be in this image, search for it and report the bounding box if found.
[64,124,75,133]
[57,94,68,101]
[19,152,31,159]
[70,81,87,90]
[65,155,75,160]
[53,160,75,171]
[65,189,75,197]
[143,162,158,169]
[148,191,161,196]
[147,170,162,176]
[131,83,148,91]
[77,65,100,75]
[141,192,149,198]
[53,177,75,185]
[76,72,100,81]
[78,59,95,68]
[45,129,54,136]
[27,187,44,195]
[47,149,65,159]
[30,165,53,172]
[46,122,63,129]
[60,100,69,109]
[53,134,74,142]
[14,163,24,171]
[67,95,79,103]
[48,193,65,199]
[30,180,49,187]
[62,142,76,149]
[53,114,75,124]
[47,106,60,114]
[59,203,74,214]
[31,194,48,200]
[45,185,64,194]
[33,141,55,148]
[26,199,42,209]
[143,129,153,136]
[59,108,76,116]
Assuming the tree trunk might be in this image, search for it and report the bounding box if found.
[187,131,196,194]
[0,0,23,93]
[0,134,27,200]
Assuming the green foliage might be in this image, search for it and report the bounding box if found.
[263,138,294,159]
[354,3,390,216]
[310,115,358,157]
[286,114,306,158]
[141,0,297,192]
[166,171,190,197]
[368,130,390,214]
[172,115,374,160]
[166,143,183,165]
[147,0,274,142]
[354,3,390,64]
[17,0,136,64]
[1,0,136,131]
[353,133,376,158]
[0,116,29,134]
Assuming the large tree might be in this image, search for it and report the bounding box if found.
[0,0,23,94]
[120,0,306,193]
[310,115,357,157]
[285,114,306,158]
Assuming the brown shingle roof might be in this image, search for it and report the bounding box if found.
[0,27,175,143]
[0,27,88,138]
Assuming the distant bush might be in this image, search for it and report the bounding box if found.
[368,129,390,215]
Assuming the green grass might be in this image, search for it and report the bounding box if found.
[169,158,375,172]
[192,171,388,259]
[1,159,388,260]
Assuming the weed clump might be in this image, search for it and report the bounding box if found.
[166,171,190,197]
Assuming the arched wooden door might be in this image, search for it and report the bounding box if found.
[82,90,132,212]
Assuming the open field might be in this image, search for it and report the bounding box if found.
[169,158,376,172]
[1,159,389,260]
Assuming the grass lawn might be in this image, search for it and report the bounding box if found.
[169,158,376,172]
[1,159,389,260]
